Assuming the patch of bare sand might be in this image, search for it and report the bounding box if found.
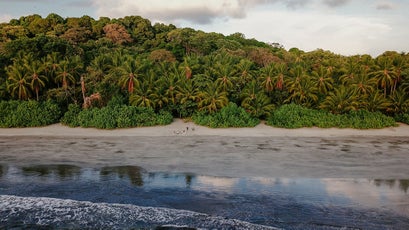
[0,119,408,137]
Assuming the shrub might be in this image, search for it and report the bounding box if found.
[61,104,82,127]
[395,113,409,124]
[61,103,173,129]
[344,110,396,129]
[0,100,61,127]
[192,102,259,128]
[266,104,331,128]
[267,103,396,129]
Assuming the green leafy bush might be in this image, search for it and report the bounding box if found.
[61,103,173,129]
[266,104,332,128]
[61,104,82,127]
[0,100,61,127]
[267,103,396,129]
[192,102,259,128]
[394,113,409,124]
[344,110,396,129]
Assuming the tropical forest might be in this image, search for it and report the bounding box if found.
[1,14,409,129]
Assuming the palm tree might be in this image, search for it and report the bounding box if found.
[213,62,237,93]
[87,54,112,85]
[176,78,199,106]
[55,60,76,91]
[362,90,391,112]
[349,70,377,96]
[235,59,255,88]
[108,49,127,79]
[6,65,31,100]
[272,63,287,91]
[372,56,398,96]
[241,91,274,118]
[391,54,408,93]
[159,63,183,106]
[197,82,228,113]
[286,66,318,107]
[129,80,157,108]
[179,54,201,80]
[339,57,360,85]
[118,56,142,94]
[44,52,60,82]
[311,65,333,95]
[175,77,199,117]
[258,64,275,93]
[320,86,358,114]
[25,59,47,101]
[389,88,409,114]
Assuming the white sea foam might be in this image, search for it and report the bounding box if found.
[0,195,279,229]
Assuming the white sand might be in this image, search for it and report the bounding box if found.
[0,119,409,137]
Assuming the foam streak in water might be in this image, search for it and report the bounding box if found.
[0,195,279,229]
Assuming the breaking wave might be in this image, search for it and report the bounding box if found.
[0,195,278,229]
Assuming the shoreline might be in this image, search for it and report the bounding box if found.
[0,119,409,137]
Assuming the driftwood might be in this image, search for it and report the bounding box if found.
[81,76,102,108]
[83,92,102,109]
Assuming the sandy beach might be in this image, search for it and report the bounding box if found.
[1,120,409,179]
[1,119,409,137]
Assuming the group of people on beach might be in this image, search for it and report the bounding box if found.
[173,126,195,135]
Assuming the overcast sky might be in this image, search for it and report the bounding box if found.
[1,0,408,56]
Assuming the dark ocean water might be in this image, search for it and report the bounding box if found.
[1,164,409,229]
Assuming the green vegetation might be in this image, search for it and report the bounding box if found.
[267,104,396,129]
[1,13,408,129]
[193,102,259,128]
[0,100,61,127]
[395,113,409,124]
[61,103,172,129]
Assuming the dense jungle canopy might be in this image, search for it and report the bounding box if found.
[1,14,409,128]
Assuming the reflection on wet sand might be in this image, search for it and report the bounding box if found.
[0,164,408,228]
[6,164,409,196]
[0,165,5,178]
[100,166,145,186]
[22,165,81,179]
[374,179,409,193]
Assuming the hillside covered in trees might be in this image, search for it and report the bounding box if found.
[0,14,409,128]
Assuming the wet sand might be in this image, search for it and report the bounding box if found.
[1,120,409,179]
